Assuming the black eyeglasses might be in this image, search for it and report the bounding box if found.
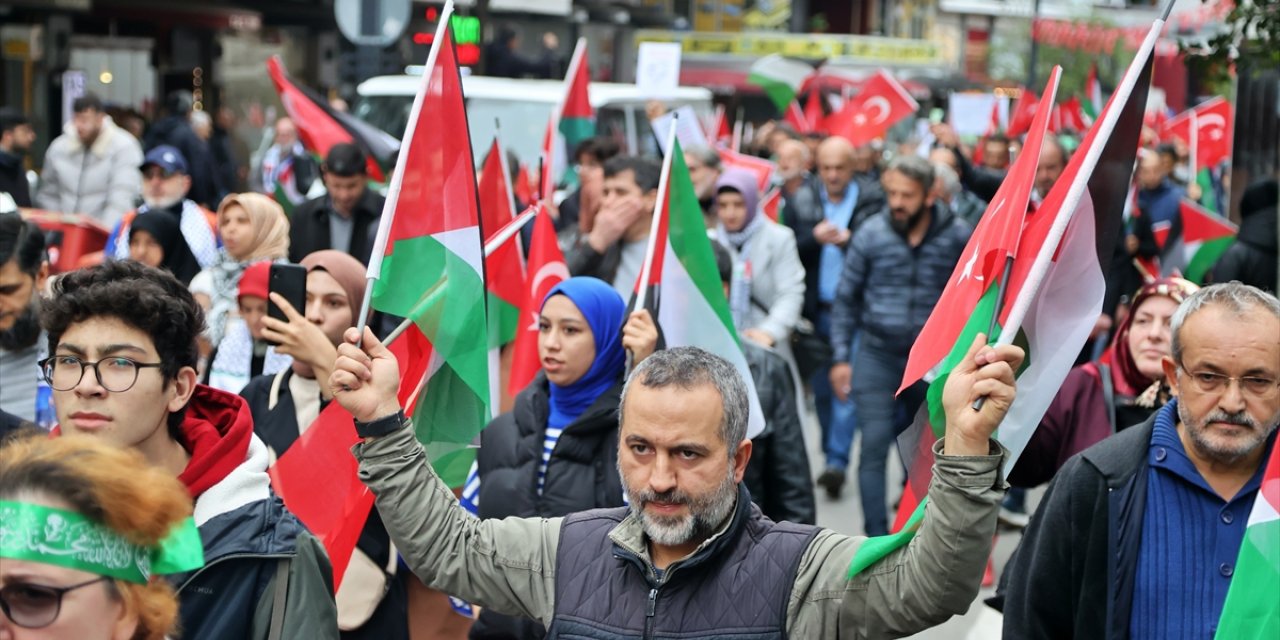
[0,577,111,629]
[38,356,164,393]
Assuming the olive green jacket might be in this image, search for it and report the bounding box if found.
[354,418,1008,639]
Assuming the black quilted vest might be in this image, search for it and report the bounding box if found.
[547,485,820,640]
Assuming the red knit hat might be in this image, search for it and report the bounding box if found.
[238,261,271,301]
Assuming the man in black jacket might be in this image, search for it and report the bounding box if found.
[1002,282,1280,639]
[0,108,35,208]
[289,143,386,266]
[780,137,884,496]
[1211,177,1277,292]
[828,155,971,534]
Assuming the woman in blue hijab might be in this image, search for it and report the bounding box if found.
[465,276,656,638]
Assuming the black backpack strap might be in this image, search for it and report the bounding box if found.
[268,557,290,640]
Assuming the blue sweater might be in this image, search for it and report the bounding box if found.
[1129,401,1271,639]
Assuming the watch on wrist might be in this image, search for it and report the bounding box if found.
[355,410,406,439]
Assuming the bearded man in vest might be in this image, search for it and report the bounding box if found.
[332,334,1023,638]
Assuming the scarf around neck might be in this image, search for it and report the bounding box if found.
[543,277,627,430]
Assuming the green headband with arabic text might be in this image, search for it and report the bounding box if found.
[0,500,205,584]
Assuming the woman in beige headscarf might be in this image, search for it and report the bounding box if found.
[189,193,291,348]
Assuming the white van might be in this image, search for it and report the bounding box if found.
[355,73,714,167]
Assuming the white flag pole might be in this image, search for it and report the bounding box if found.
[995,18,1164,350]
[355,0,456,339]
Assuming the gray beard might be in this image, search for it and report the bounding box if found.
[0,303,41,352]
[1178,400,1280,465]
[622,465,739,548]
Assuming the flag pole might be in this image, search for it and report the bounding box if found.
[997,19,1163,351]
[731,107,744,153]
[356,0,455,343]
[626,114,680,378]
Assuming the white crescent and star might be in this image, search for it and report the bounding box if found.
[866,96,891,124]
[523,262,571,330]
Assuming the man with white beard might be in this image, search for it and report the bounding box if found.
[105,145,220,285]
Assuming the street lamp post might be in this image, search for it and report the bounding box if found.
[1027,0,1042,88]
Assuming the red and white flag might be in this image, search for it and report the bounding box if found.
[1007,89,1040,137]
[826,70,918,146]
[1162,96,1233,169]
[508,204,568,395]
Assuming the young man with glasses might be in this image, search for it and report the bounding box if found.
[1003,282,1280,638]
[40,260,338,640]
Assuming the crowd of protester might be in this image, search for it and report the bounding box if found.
[0,84,1277,640]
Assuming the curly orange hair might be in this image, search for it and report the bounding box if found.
[0,434,194,640]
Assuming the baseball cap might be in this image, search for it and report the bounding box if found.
[141,145,189,175]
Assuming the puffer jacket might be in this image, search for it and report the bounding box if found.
[35,116,143,227]
[471,373,624,639]
[830,204,972,362]
[167,385,339,640]
[475,373,624,521]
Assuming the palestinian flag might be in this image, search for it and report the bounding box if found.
[508,204,568,395]
[479,136,524,350]
[868,70,1062,548]
[1058,96,1091,133]
[1215,441,1280,639]
[269,323,433,589]
[635,135,765,440]
[556,38,595,189]
[1084,63,1103,121]
[366,7,489,486]
[267,55,400,182]
[747,54,814,112]
[1168,199,1237,284]
[856,14,1156,574]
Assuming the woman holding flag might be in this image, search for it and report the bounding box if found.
[0,435,204,639]
[463,276,655,640]
[1008,277,1198,488]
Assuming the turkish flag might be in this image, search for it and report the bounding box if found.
[1163,97,1233,169]
[1008,89,1040,137]
[508,204,568,395]
[826,70,918,146]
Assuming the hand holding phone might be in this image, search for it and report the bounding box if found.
[266,263,307,346]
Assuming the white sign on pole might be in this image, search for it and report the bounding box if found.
[636,42,682,99]
[948,92,1003,137]
[651,105,710,156]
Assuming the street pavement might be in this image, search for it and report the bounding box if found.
[800,400,1041,639]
